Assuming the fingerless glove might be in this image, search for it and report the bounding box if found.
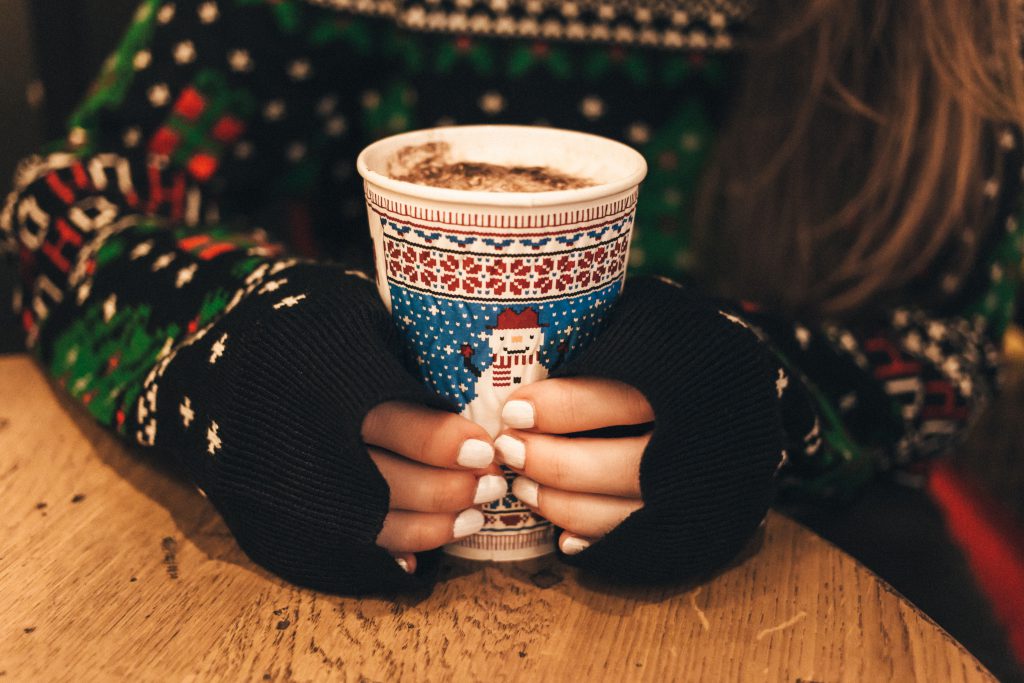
[552,277,786,584]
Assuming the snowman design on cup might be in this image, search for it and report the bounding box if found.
[459,307,566,437]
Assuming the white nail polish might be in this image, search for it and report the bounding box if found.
[511,476,539,507]
[502,400,535,429]
[452,508,485,539]
[395,557,412,573]
[457,439,494,468]
[561,536,591,556]
[473,474,507,504]
[494,434,526,469]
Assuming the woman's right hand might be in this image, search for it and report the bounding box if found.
[362,402,506,573]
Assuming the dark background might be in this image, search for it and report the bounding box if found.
[0,0,140,352]
[0,2,1020,679]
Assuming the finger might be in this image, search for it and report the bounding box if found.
[494,431,646,497]
[501,377,654,434]
[363,401,496,469]
[392,552,417,574]
[558,531,597,556]
[377,508,485,553]
[370,448,507,512]
[511,477,642,539]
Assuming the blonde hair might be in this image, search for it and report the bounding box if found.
[697,0,1024,319]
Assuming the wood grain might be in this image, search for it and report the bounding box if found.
[0,355,995,682]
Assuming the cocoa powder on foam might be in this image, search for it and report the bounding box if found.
[388,142,595,192]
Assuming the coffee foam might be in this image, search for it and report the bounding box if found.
[388,142,595,192]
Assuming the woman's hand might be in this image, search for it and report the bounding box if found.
[362,402,507,574]
[493,377,655,556]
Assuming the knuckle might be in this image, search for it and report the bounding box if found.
[361,403,388,439]
[552,496,580,535]
[623,387,653,421]
[411,517,449,550]
[419,418,454,465]
[546,380,579,428]
[550,445,570,490]
[429,474,474,511]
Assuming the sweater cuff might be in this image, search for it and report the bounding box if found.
[551,277,785,584]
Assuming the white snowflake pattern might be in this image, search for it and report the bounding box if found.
[804,418,822,456]
[209,333,228,364]
[325,116,347,137]
[157,3,176,24]
[273,294,306,310]
[257,278,287,294]
[148,83,171,107]
[122,127,142,148]
[133,50,152,71]
[718,310,751,330]
[263,99,286,121]
[317,95,338,116]
[234,141,254,159]
[478,91,505,115]
[775,368,789,398]
[173,40,196,65]
[180,397,195,427]
[228,49,253,73]
[286,142,306,162]
[361,90,381,109]
[206,421,222,455]
[627,122,650,144]
[175,263,197,288]
[288,59,312,81]
[151,252,175,271]
[102,294,117,322]
[580,95,605,120]
[157,336,175,360]
[198,1,219,24]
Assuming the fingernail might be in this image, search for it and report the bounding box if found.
[473,474,507,504]
[502,400,535,429]
[395,557,412,573]
[511,476,539,507]
[494,434,526,469]
[561,536,591,556]
[457,438,494,468]
[453,508,485,539]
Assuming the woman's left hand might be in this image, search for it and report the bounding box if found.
[494,377,654,556]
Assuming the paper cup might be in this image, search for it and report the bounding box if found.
[357,125,647,561]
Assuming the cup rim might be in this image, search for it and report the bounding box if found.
[356,124,648,208]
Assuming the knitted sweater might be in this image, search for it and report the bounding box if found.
[2,0,1021,594]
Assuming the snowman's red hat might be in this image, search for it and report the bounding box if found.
[486,307,549,330]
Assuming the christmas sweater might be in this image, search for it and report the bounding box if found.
[2,0,1022,593]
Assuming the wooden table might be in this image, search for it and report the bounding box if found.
[0,354,995,682]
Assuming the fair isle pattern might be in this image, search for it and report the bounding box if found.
[305,0,751,49]
[365,187,638,228]
[0,150,212,346]
[382,227,631,301]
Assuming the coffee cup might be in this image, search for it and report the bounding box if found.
[357,125,647,560]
